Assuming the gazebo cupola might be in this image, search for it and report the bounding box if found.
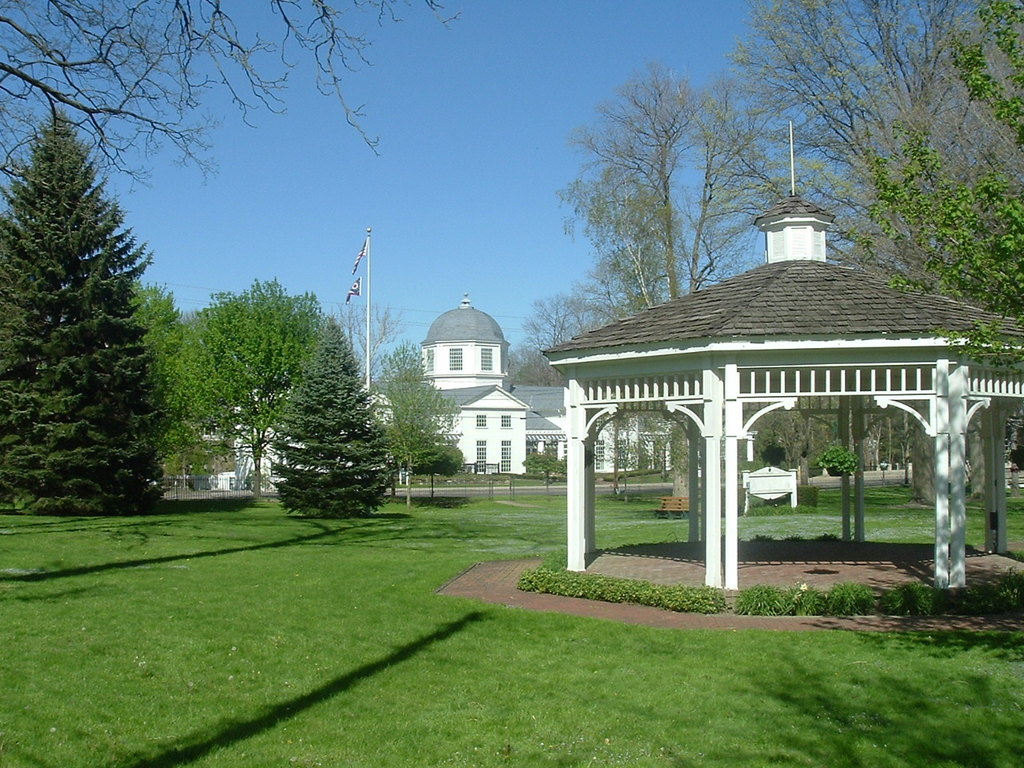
[754,195,835,263]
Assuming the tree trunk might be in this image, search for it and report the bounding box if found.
[252,444,263,500]
[910,431,934,504]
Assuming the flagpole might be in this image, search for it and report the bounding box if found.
[365,226,372,390]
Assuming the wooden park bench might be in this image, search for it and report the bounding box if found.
[655,496,689,519]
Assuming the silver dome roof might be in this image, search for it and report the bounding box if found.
[424,295,506,344]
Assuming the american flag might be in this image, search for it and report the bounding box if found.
[352,238,368,274]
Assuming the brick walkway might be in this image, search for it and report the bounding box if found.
[437,543,1024,632]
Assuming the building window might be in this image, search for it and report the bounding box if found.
[595,440,605,468]
[476,414,486,429]
[481,347,493,371]
[424,348,434,373]
[501,414,512,429]
[501,440,512,473]
[475,440,487,472]
[449,347,463,371]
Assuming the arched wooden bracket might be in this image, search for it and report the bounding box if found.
[966,397,992,428]
[664,400,705,432]
[583,404,619,440]
[742,398,797,436]
[875,395,934,436]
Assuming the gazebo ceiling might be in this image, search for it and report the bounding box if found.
[546,260,1023,357]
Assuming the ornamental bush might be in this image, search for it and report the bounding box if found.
[734,585,790,616]
[516,567,726,614]
[817,445,860,476]
[823,582,876,616]
[878,582,946,615]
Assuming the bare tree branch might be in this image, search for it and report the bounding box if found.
[0,1,452,178]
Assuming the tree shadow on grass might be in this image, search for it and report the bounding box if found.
[722,635,1024,767]
[116,611,487,768]
[854,628,1024,661]
[0,520,342,584]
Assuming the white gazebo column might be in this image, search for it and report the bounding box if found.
[687,420,702,542]
[703,367,724,588]
[948,365,968,588]
[853,398,866,542]
[933,360,952,589]
[839,398,852,541]
[565,378,595,572]
[723,363,742,590]
[984,405,1008,553]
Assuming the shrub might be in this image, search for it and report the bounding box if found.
[817,445,859,476]
[516,567,727,614]
[824,582,876,615]
[878,582,945,615]
[786,584,826,616]
[955,569,1024,615]
[797,485,819,507]
[735,585,791,616]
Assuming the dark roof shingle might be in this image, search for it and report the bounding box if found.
[546,260,1021,355]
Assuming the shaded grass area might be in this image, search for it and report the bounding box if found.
[0,493,1022,767]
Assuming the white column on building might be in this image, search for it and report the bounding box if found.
[853,397,866,542]
[566,377,590,572]
[984,405,1009,553]
[949,364,968,588]
[702,366,723,588]
[723,363,742,590]
[687,420,702,542]
[933,359,952,589]
[839,397,852,541]
[584,437,597,552]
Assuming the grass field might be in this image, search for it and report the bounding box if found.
[2,488,1023,767]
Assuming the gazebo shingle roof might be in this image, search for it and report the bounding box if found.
[547,260,1022,355]
[753,194,835,225]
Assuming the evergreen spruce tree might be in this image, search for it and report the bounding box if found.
[274,318,389,517]
[0,117,162,514]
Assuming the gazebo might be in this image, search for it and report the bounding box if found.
[545,196,1024,590]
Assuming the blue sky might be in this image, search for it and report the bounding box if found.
[111,1,752,348]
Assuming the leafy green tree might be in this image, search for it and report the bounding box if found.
[734,0,1018,274]
[523,452,566,485]
[871,0,1024,361]
[415,442,464,498]
[376,341,460,506]
[0,117,161,514]
[274,317,389,517]
[133,284,205,474]
[192,280,321,498]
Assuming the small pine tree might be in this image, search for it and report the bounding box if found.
[274,318,390,517]
[0,117,162,514]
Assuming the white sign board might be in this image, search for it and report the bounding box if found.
[742,466,797,513]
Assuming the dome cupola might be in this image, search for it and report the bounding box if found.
[754,195,834,263]
[422,295,509,390]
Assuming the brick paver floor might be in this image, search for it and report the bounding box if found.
[437,542,1024,632]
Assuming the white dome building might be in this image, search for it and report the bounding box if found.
[422,294,509,390]
[423,295,566,474]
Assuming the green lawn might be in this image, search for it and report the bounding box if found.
[2,489,1023,767]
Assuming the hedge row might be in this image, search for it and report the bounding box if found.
[517,567,727,614]
[518,565,1024,617]
[735,569,1024,617]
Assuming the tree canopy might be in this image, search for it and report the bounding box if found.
[871,0,1024,362]
[191,279,321,497]
[375,341,459,505]
[275,317,390,517]
[0,117,161,514]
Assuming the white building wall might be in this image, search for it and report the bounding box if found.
[425,340,507,390]
[452,393,528,473]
